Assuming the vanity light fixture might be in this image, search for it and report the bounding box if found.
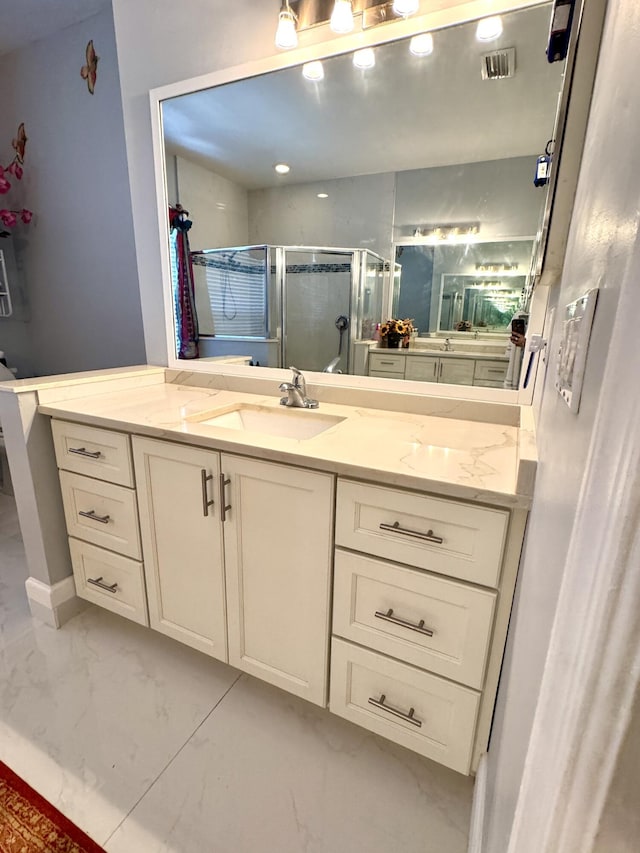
[392,0,419,16]
[413,223,480,243]
[410,32,434,56]
[476,16,503,42]
[302,60,324,80]
[274,163,291,174]
[330,0,355,34]
[275,0,298,49]
[353,47,376,69]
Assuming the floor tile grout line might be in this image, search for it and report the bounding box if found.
[102,672,244,847]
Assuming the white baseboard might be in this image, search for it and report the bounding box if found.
[468,753,488,853]
[25,575,84,628]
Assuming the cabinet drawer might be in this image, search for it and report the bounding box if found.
[336,480,508,587]
[60,471,141,560]
[405,357,439,382]
[368,353,405,374]
[52,420,134,487]
[333,550,496,688]
[69,538,148,626]
[330,638,479,774]
[474,361,508,382]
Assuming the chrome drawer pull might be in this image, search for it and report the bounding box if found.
[201,469,215,517]
[69,447,101,459]
[87,576,118,594]
[379,520,444,544]
[368,694,422,728]
[374,608,434,637]
[79,510,111,525]
[220,473,232,523]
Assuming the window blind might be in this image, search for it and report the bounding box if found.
[192,249,267,338]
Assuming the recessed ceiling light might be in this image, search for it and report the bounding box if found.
[353,48,376,69]
[302,61,324,81]
[410,33,434,56]
[476,16,503,42]
[274,163,291,174]
[317,193,329,198]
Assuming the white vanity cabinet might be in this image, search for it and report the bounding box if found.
[50,413,526,775]
[368,350,503,386]
[132,437,228,661]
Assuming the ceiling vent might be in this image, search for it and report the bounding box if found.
[481,48,516,80]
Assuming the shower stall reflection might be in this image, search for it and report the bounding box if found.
[189,245,390,374]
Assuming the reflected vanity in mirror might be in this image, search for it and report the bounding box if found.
[159,1,568,392]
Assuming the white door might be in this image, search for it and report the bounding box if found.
[222,454,334,706]
[133,437,227,661]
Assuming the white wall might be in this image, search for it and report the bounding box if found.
[248,173,395,257]
[175,155,249,250]
[394,156,543,241]
[0,6,145,375]
[0,238,34,377]
[483,0,639,848]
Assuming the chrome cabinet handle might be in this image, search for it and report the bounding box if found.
[374,608,435,637]
[201,469,214,517]
[220,473,231,522]
[378,360,397,366]
[69,447,101,459]
[87,576,118,593]
[368,694,422,728]
[379,520,444,544]
[79,510,111,525]
[438,361,443,379]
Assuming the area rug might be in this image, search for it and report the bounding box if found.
[0,761,105,853]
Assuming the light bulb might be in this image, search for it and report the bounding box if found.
[476,16,503,41]
[353,48,375,69]
[393,0,419,16]
[410,33,433,56]
[302,61,324,81]
[330,0,354,34]
[275,4,298,50]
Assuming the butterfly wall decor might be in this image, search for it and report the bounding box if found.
[81,40,99,95]
[11,123,27,164]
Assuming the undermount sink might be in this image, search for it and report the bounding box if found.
[190,404,345,440]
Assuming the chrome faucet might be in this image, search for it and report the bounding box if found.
[279,366,319,409]
[443,337,453,352]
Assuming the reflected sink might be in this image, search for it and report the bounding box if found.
[190,404,345,440]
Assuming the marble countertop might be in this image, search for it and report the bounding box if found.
[38,381,534,508]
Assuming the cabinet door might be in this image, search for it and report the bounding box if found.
[439,358,475,385]
[405,356,439,382]
[133,437,227,661]
[222,455,334,706]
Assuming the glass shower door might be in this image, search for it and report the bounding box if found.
[282,249,353,373]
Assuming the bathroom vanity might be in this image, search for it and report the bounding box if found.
[15,367,535,777]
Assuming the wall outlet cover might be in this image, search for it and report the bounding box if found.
[555,287,599,413]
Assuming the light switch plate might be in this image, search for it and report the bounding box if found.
[555,288,599,413]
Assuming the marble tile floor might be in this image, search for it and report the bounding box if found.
[0,495,474,852]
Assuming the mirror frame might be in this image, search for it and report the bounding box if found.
[149,0,585,405]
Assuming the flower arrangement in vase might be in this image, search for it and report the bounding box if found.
[379,318,415,348]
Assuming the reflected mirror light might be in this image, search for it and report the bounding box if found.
[161,2,567,391]
[330,0,355,33]
[476,16,504,41]
[410,33,434,56]
[303,60,324,81]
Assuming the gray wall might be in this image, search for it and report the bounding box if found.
[0,6,145,376]
[483,0,637,848]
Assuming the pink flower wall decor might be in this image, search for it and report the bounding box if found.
[81,40,99,94]
[0,124,34,236]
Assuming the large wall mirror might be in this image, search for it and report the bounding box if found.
[158,1,571,394]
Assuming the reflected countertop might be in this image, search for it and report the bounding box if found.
[38,379,535,509]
